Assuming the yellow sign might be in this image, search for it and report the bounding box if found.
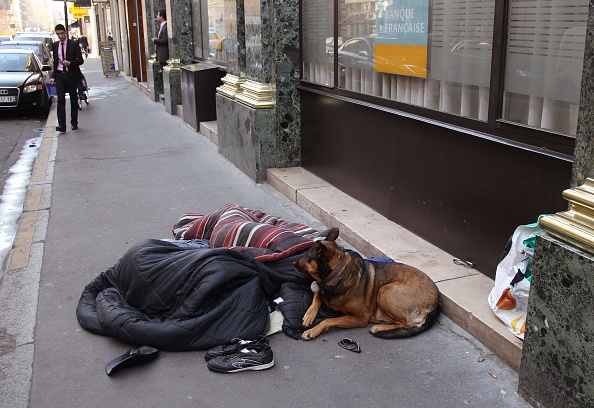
[375,0,429,78]
[70,5,89,18]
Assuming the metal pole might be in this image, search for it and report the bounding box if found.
[64,0,68,29]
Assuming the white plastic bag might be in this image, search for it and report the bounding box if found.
[488,220,543,339]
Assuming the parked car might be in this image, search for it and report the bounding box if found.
[0,35,12,43]
[0,40,54,69]
[337,37,374,71]
[0,48,52,115]
[14,32,56,49]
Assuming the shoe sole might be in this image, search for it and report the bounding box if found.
[207,359,274,374]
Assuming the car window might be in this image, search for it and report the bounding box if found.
[342,39,369,55]
[0,44,40,57]
[0,54,35,72]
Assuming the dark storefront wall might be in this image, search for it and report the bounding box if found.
[301,90,572,279]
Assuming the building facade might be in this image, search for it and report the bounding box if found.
[101,0,592,280]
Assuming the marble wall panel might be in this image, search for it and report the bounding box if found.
[164,69,182,114]
[244,0,271,82]
[519,234,594,408]
[167,0,194,64]
[216,94,276,181]
[271,0,300,167]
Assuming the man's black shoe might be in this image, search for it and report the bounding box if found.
[71,124,78,130]
[204,336,269,361]
[105,345,159,376]
[56,126,66,133]
[206,343,274,373]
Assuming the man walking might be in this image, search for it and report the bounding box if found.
[49,24,84,132]
[151,9,169,70]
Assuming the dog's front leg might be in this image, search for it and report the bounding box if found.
[302,292,322,327]
[302,315,369,340]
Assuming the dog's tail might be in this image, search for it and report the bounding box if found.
[371,306,441,339]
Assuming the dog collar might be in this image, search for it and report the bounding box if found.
[323,253,348,282]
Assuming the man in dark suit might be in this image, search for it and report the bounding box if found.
[49,24,84,132]
[151,9,169,70]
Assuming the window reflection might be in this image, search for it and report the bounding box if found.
[502,0,587,135]
[304,0,496,122]
[206,0,227,63]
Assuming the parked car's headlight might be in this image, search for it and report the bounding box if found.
[24,84,42,93]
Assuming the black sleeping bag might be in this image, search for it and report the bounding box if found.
[76,239,308,350]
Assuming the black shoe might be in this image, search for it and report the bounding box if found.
[204,336,269,361]
[206,343,274,373]
[105,345,159,376]
[71,124,78,130]
[56,126,66,132]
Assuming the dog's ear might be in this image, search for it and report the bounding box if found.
[325,227,339,242]
[308,243,322,259]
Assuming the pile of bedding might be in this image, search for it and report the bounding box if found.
[76,204,339,350]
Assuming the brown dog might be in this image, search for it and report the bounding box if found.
[294,228,440,340]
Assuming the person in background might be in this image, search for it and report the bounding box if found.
[79,34,89,58]
[151,9,169,71]
[50,24,84,132]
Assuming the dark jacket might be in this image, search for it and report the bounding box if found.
[153,21,169,63]
[51,39,84,81]
[76,239,309,350]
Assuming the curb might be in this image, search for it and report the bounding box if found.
[0,102,57,408]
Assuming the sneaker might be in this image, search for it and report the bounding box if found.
[206,344,274,373]
[204,336,269,361]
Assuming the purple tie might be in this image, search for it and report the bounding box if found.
[62,42,67,71]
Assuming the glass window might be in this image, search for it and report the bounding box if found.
[208,0,225,63]
[502,0,588,135]
[302,0,334,86]
[336,0,494,121]
[192,0,229,62]
[302,0,588,137]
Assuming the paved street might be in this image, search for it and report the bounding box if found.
[0,57,531,408]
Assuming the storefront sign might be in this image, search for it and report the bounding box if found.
[99,41,120,76]
[70,5,89,18]
[374,0,429,78]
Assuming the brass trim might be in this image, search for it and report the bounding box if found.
[540,177,594,255]
[163,58,181,72]
[216,74,246,99]
[235,80,275,109]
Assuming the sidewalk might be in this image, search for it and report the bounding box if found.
[0,57,530,408]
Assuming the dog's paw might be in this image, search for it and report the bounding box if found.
[301,329,317,341]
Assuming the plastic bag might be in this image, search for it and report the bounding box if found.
[487,218,544,339]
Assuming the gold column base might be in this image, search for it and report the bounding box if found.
[163,58,181,72]
[540,178,594,255]
[235,80,275,109]
[217,74,246,99]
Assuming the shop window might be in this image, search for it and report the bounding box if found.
[192,0,229,63]
[302,0,335,86]
[502,0,588,135]
[304,0,495,121]
[303,0,588,139]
